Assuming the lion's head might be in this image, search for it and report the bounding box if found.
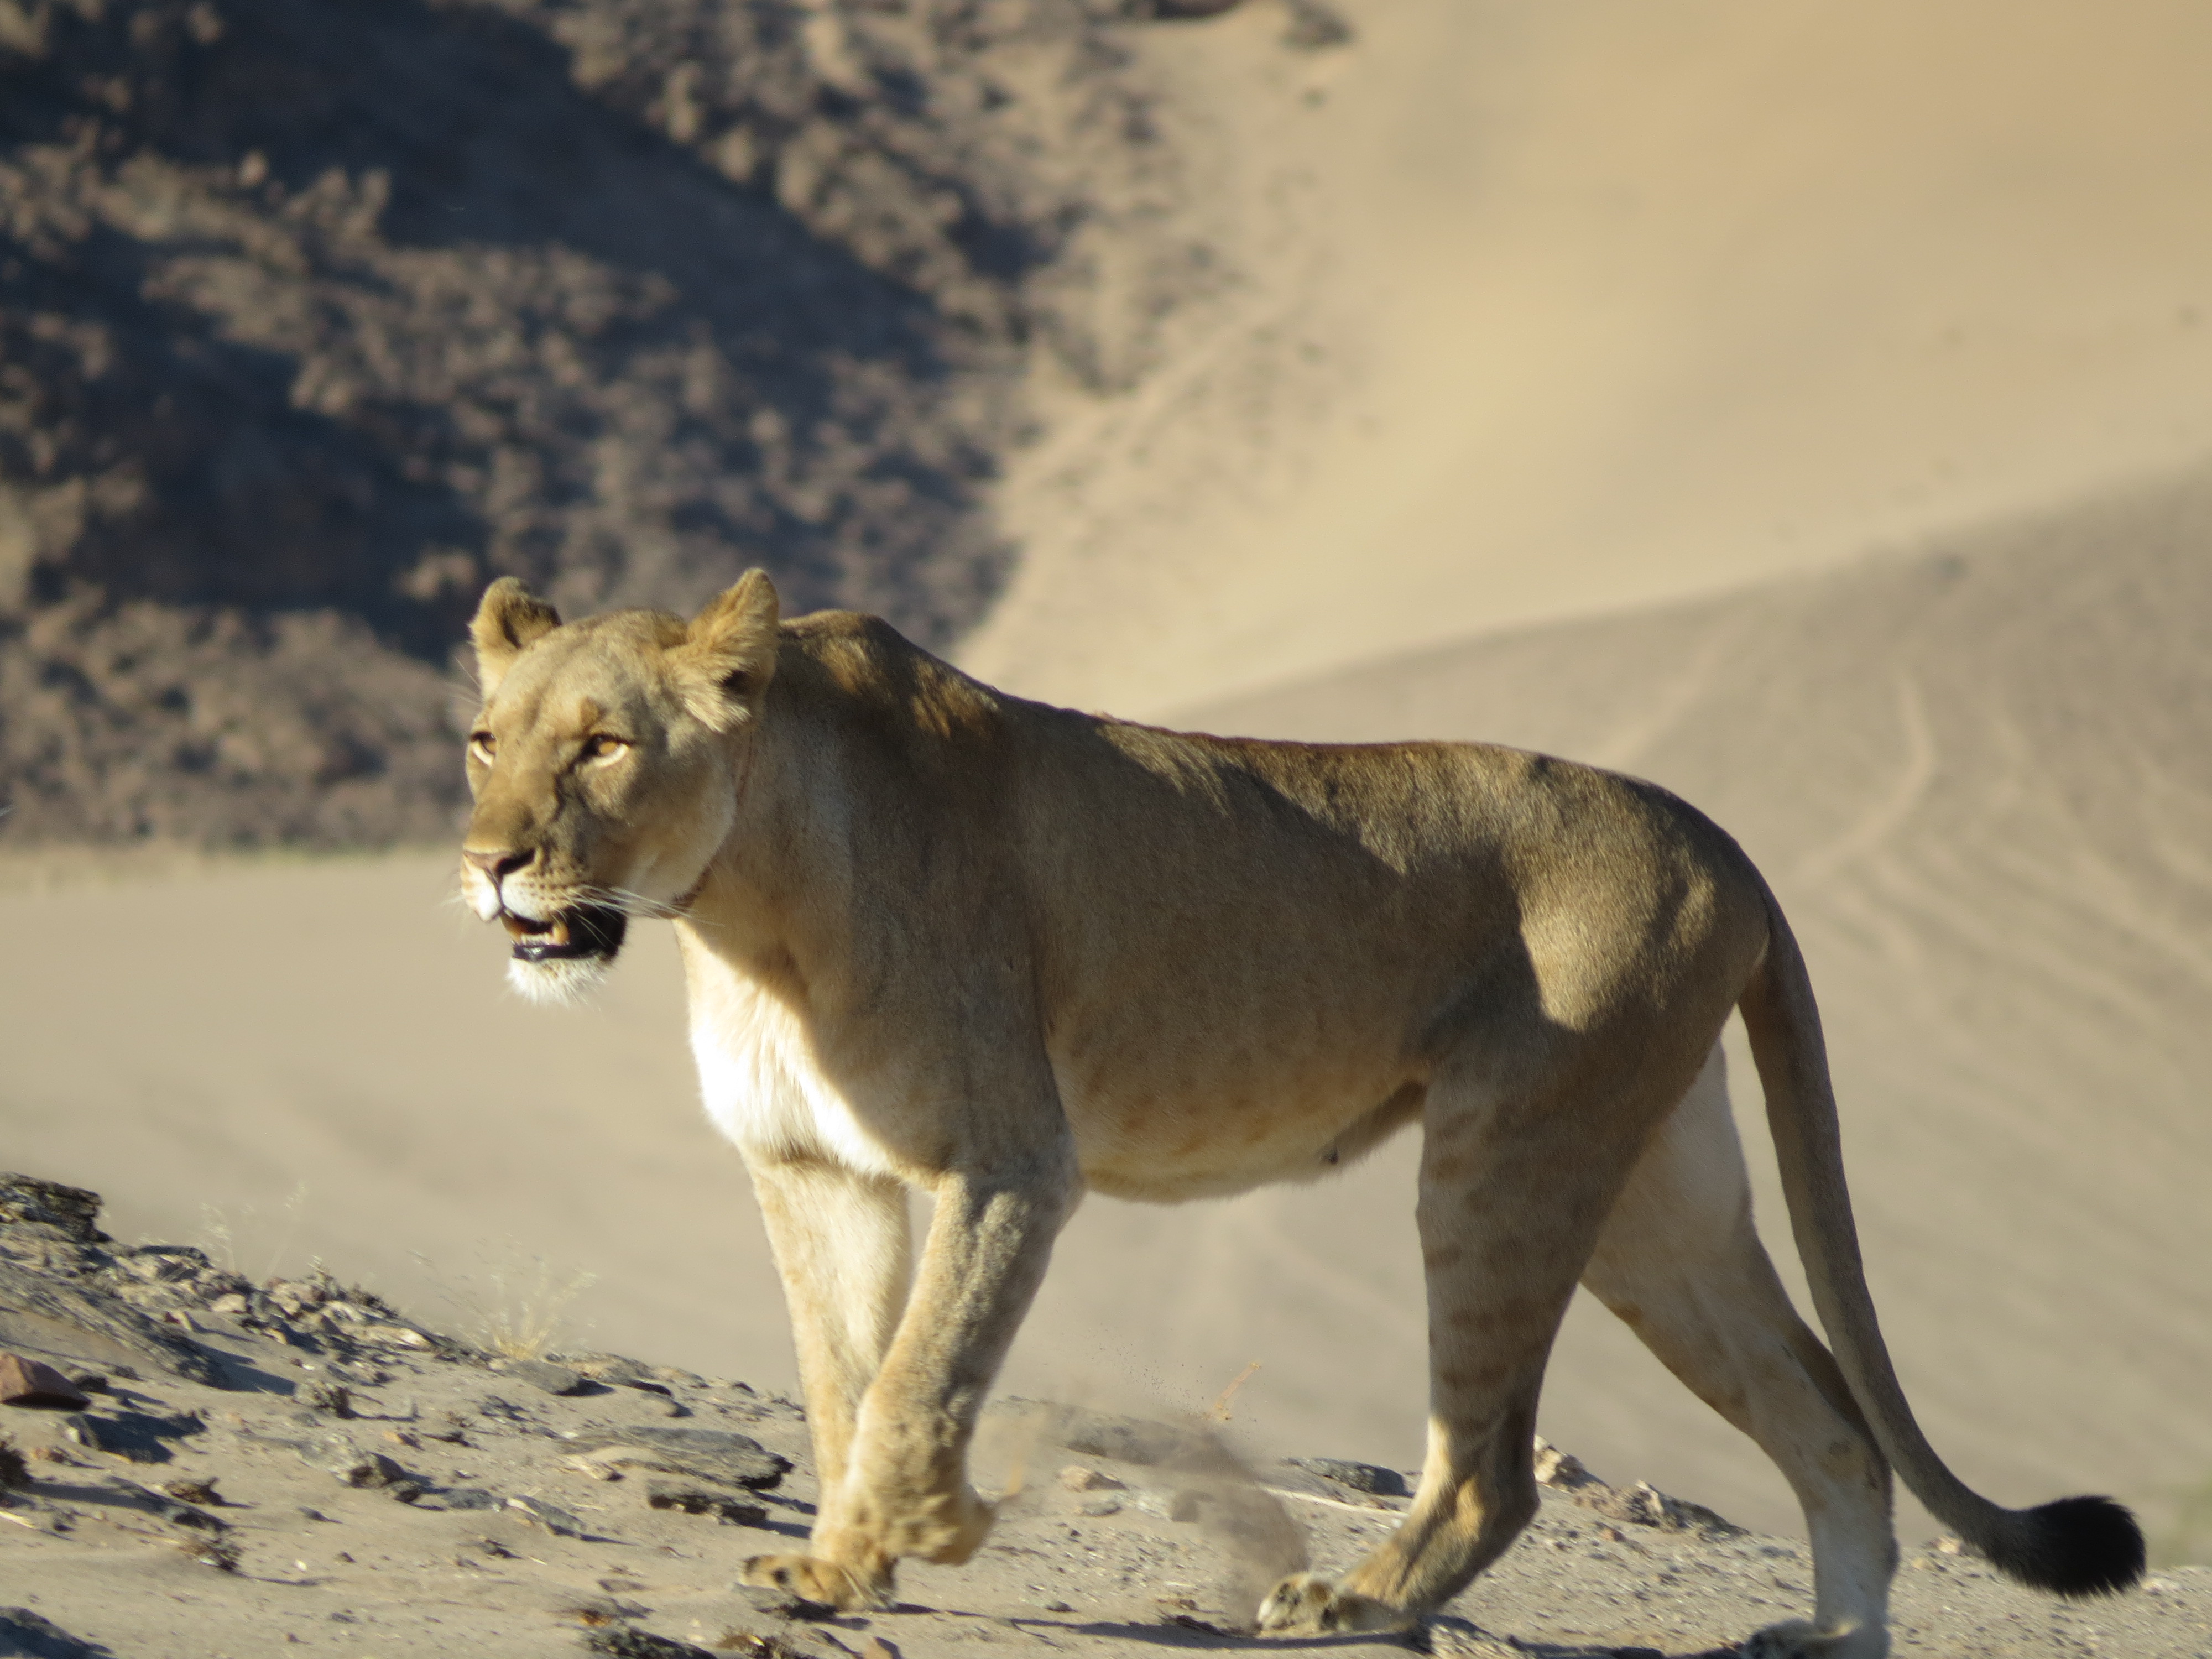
[460,571,780,1003]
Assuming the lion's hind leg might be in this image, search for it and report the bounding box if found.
[1258,1049,1670,1639]
[1582,1047,1895,1659]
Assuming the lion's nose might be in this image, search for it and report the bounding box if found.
[461,847,533,880]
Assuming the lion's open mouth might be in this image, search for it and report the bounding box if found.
[501,902,629,963]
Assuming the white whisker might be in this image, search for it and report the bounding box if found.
[575,883,686,921]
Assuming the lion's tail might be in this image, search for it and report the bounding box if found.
[1735,879,2144,1599]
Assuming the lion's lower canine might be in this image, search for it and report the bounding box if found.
[457,573,2142,1656]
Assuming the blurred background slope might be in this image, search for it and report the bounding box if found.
[0,0,1204,842]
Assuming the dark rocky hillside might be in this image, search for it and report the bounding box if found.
[0,0,1244,846]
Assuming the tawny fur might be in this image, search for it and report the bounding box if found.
[456,573,2139,1658]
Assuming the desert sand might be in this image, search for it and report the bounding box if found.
[12,1175,2210,1658]
[4,1,2211,1639]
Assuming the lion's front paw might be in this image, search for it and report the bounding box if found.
[740,1552,892,1612]
[1256,1572,1408,1637]
[1740,1617,1886,1659]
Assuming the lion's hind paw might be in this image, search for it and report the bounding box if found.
[740,1552,891,1613]
[1256,1572,1408,1637]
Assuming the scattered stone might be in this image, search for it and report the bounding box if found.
[507,1493,587,1536]
[1078,1495,1124,1517]
[417,1486,500,1511]
[0,1353,92,1410]
[583,1628,717,1658]
[1581,1480,1741,1538]
[302,1383,354,1418]
[109,1476,226,1532]
[1284,1455,1408,1498]
[566,1427,790,1490]
[164,1477,221,1506]
[645,1479,767,1525]
[301,1431,416,1492]
[62,1409,204,1464]
[0,1175,108,1244]
[0,1259,223,1387]
[558,1352,690,1398]
[1532,1438,1599,1490]
[563,1454,625,1481]
[178,1532,242,1572]
[495,1359,592,1397]
[0,1604,107,1658]
[1057,1464,1125,1492]
[564,1597,651,1627]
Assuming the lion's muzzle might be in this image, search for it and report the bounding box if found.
[500,902,629,963]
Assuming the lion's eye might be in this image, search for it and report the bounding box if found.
[582,734,627,760]
[469,731,497,762]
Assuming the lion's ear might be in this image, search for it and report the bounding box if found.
[470,578,562,696]
[675,569,780,729]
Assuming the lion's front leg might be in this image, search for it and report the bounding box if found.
[745,1157,1078,1610]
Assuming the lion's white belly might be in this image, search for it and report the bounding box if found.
[684,956,900,1180]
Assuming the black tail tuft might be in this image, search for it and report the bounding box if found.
[1984,1495,2146,1598]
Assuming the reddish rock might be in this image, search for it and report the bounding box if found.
[0,1352,91,1410]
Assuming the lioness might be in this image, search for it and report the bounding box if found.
[458,573,2142,1657]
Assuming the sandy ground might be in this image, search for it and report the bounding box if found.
[7,1183,2211,1659]
[5,0,2212,1624]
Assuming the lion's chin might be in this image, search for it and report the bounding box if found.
[499,902,628,1005]
[506,951,613,1006]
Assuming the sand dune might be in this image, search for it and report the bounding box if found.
[965,0,2212,717]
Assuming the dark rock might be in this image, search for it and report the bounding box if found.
[496,1359,591,1397]
[559,1352,669,1392]
[0,1605,109,1658]
[300,1431,414,1490]
[645,1480,767,1525]
[583,1629,718,1658]
[1285,1456,1410,1498]
[301,1383,354,1418]
[1579,1479,1743,1538]
[61,1409,204,1464]
[0,1176,108,1245]
[0,1353,91,1410]
[417,1486,500,1511]
[107,1477,226,1532]
[0,1259,225,1387]
[566,1426,789,1490]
